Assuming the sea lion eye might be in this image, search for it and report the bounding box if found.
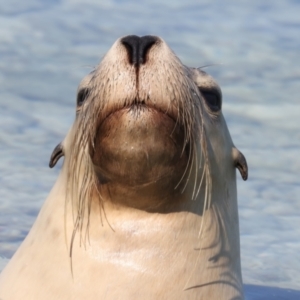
[77,88,90,107]
[201,90,221,112]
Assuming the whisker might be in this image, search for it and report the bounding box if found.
[197,63,223,69]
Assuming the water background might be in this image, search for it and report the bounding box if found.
[0,0,299,298]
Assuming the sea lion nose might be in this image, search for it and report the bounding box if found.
[121,35,157,66]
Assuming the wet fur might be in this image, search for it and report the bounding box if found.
[0,36,247,300]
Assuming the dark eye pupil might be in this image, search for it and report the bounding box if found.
[202,91,221,111]
[77,88,89,107]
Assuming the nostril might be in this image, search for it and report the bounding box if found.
[139,36,157,64]
[121,35,158,66]
[121,35,140,65]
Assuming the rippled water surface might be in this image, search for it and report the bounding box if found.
[0,0,300,298]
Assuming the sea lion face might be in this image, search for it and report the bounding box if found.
[62,35,247,211]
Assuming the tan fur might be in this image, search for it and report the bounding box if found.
[0,36,245,299]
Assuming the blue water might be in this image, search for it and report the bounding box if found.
[0,0,299,298]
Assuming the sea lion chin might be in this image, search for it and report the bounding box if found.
[92,105,187,185]
[91,104,191,210]
[0,35,248,300]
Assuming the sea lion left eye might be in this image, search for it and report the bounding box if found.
[201,91,221,112]
[77,88,89,107]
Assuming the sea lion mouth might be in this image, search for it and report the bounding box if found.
[98,101,179,130]
[91,102,189,187]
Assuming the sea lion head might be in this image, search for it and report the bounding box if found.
[50,34,247,220]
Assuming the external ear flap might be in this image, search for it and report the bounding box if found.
[232,147,248,181]
[49,143,64,168]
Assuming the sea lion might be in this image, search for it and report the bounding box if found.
[0,35,248,300]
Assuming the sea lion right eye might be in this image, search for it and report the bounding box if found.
[77,88,90,107]
[201,90,222,112]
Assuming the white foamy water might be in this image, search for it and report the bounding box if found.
[0,0,299,298]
